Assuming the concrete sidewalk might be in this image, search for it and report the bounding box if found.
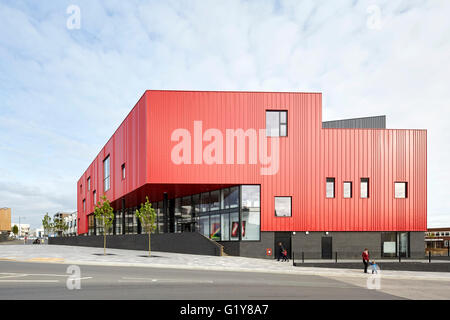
[1,244,449,281]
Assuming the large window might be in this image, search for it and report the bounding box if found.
[115,210,123,235]
[221,213,230,241]
[361,178,369,198]
[103,155,110,192]
[266,110,287,137]
[395,182,407,198]
[124,208,137,234]
[326,178,335,198]
[241,185,260,241]
[275,196,291,217]
[230,211,239,241]
[199,215,209,238]
[88,214,95,235]
[210,190,220,211]
[223,187,239,209]
[210,214,221,240]
[200,192,210,212]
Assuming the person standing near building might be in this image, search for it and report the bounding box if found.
[362,248,370,273]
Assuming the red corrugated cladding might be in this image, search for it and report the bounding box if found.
[77,90,427,234]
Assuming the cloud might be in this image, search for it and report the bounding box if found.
[0,0,449,227]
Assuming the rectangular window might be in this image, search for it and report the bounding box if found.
[360,178,369,198]
[83,199,86,212]
[210,190,220,211]
[326,178,335,198]
[87,177,90,191]
[275,196,292,217]
[230,211,239,241]
[224,187,239,209]
[103,155,110,192]
[210,214,220,240]
[221,213,230,241]
[199,215,210,238]
[93,190,96,205]
[343,182,352,198]
[395,182,407,198]
[266,110,288,137]
[121,163,125,180]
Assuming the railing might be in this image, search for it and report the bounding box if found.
[291,250,450,265]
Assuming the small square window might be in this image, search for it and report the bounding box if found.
[395,182,407,198]
[275,197,292,217]
[343,182,352,198]
[361,178,369,198]
[326,178,335,198]
[266,110,288,137]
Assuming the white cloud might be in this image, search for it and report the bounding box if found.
[0,0,449,228]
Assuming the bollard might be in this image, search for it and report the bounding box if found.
[429,250,431,263]
[335,252,338,263]
[292,252,295,266]
[399,254,401,263]
[448,246,449,257]
[302,251,304,264]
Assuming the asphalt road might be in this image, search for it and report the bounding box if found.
[0,261,402,300]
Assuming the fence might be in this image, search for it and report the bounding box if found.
[291,249,450,266]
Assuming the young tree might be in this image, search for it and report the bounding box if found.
[12,225,19,237]
[53,216,68,237]
[42,213,53,239]
[135,196,157,256]
[94,195,115,255]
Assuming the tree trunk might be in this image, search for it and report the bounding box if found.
[104,233,106,256]
[148,232,151,257]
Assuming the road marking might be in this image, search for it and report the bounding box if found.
[120,277,214,284]
[0,280,59,283]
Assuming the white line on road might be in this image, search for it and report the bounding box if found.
[120,277,214,284]
[0,280,60,283]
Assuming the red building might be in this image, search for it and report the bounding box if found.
[77,90,427,259]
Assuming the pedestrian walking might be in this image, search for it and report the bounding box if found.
[362,248,370,273]
[277,242,285,262]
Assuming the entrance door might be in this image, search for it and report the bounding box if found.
[321,237,332,259]
[274,232,291,259]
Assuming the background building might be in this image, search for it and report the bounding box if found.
[0,208,12,241]
[53,212,72,237]
[76,90,427,259]
[11,223,30,238]
[426,227,450,255]
[64,212,77,237]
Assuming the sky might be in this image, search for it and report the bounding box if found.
[0,0,449,229]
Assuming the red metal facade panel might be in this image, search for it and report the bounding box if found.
[77,95,148,234]
[77,90,427,234]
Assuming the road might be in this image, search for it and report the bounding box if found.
[0,261,402,300]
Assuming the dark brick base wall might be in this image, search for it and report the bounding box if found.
[221,231,425,260]
[49,232,222,256]
[219,232,275,259]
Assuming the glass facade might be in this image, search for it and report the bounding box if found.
[90,185,261,241]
